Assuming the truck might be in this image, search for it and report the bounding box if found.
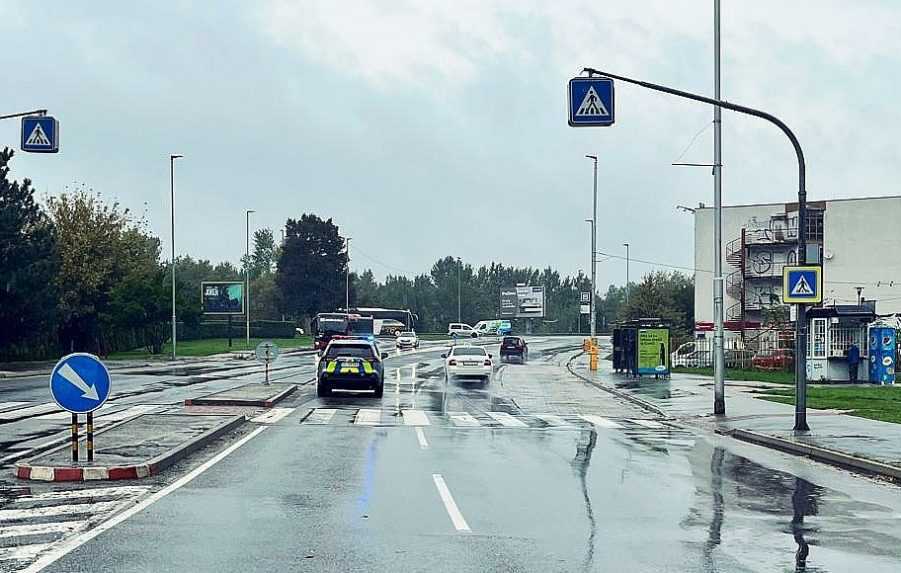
[473,320,512,336]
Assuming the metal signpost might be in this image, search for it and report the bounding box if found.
[255,341,280,385]
[21,115,60,153]
[49,353,112,462]
[783,265,822,430]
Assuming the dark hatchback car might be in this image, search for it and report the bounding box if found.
[500,336,528,363]
[317,339,387,397]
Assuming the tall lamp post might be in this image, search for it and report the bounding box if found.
[169,154,183,360]
[623,243,630,306]
[586,155,598,341]
[456,257,462,323]
[245,209,255,347]
[345,238,352,312]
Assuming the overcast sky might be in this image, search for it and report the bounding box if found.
[2,1,899,285]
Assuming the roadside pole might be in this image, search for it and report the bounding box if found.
[579,66,809,430]
[245,209,255,348]
[586,155,598,342]
[169,154,183,360]
[713,0,726,416]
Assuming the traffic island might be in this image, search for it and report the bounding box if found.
[15,412,245,482]
[184,382,297,408]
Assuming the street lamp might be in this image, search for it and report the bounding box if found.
[245,209,255,347]
[456,257,462,323]
[585,154,598,341]
[623,243,630,306]
[345,238,352,313]
[169,154,183,360]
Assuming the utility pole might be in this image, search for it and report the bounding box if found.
[623,242,630,306]
[586,155,598,340]
[457,257,462,323]
[712,0,726,416]
[245,209,255,347]
[169,154,183,360]
[580,64,808,430]
[346,238,352,313]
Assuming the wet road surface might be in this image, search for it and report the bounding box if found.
[3,337,901,572]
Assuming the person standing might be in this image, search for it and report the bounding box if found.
[847,343,861,383]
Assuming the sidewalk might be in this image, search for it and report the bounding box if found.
[570,354,901,480]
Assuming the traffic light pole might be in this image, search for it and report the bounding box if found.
[582,66,810,431]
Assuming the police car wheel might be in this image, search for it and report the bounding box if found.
[317,384,331,397]
[373,384,384,398]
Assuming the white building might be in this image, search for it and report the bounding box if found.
[693,195,901,341]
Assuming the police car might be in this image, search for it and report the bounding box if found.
[317,339,387,398]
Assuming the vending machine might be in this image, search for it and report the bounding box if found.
[867,326,896,385]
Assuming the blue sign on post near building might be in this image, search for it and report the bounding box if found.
[782,265,823,304]
[568,77,615,127]
[21,115,59,153]
[49,353,111,414]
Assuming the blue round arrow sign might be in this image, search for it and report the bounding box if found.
[48,353,112,414]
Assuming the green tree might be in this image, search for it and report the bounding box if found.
[621,271,694,339]
[276,214,347,327]
[0,148,58,359]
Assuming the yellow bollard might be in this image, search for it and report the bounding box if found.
[589,343,598,371]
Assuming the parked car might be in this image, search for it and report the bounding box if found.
[500,336,528,363]
[395,331,420,349]
[443,345,493,383]
[670,341,712,368]
[752,349,794,371]
[317,339,387,397]
[472,320,513,336]
[447,323,478,338]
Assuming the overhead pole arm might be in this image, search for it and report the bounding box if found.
[581,66,810,431]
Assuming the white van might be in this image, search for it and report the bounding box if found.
[447,323,478,338]
[472,320,513,336]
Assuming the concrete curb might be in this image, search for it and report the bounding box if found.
[721,428,901,482]
[15,414,247,482]
[185,384,298,408]
[565,352,668,418]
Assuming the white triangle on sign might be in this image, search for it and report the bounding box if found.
[576,86,609,117]
[790,274,814,296]
[25,123,51,146]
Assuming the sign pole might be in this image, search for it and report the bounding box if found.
[71,414,79,462]
[86,412,94,462]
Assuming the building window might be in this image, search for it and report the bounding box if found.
[806,210,824,242]
[809,318,827,358]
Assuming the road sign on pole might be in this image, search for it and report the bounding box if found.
[21,116,59,153]
[783,266,822,304]
[255,341,280,385]
[49,353,112,414]
[568,77,615,127]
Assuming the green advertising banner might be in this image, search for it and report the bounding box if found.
[637,328,669,375]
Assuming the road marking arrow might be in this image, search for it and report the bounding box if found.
[58,363,100,401]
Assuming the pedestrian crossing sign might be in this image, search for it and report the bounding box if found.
[21,115,59,153]
[783,265,822,304]
[568,77,615,127]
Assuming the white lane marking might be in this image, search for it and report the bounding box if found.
[630,419,665,429]
[580,415,622,429]
[449,412,481,427]
[432,474,470,532]
[0,501,122,521]
[535,414,572,428]
[100,404,161,422]
[354,408,381,425]
[250,407,295,424]
[0,521,83,538]
[402,409,430,426]
[0,401,30,412]
[14,486,149,503]
[0,403,58,421]
[485,411,527,428]
[0,543,54,562]
[303,408,337,425]
[415,427,429,449]
[22,426,269,573]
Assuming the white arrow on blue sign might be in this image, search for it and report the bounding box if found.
[568,77,615,127]
[49,353,112,414]
[21,116,60,154]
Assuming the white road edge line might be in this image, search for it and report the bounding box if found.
[22,426,270,573]
[432,474,470,532]
[415,427,429,449]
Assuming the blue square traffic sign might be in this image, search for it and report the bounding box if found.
[783,266,822,304]
[568,77,615,127]
[21,115,59,153]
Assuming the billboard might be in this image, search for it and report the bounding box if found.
[637,328,670,375]
[201,281,244,314]
[499,286,545,318]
